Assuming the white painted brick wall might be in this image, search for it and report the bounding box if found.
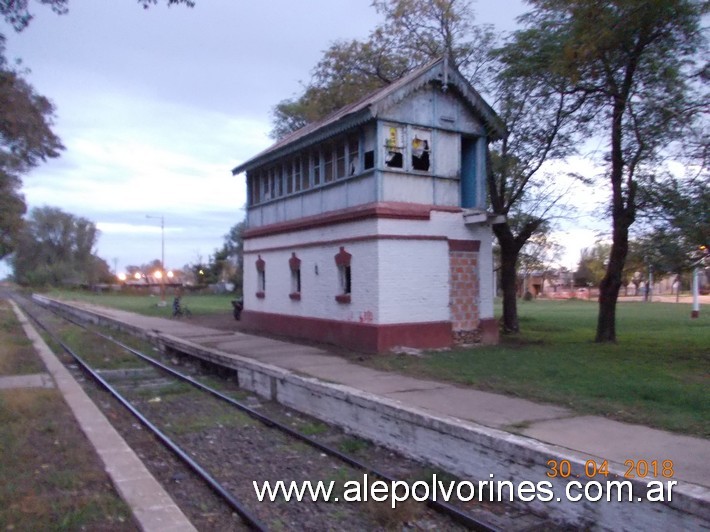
[377,239,450,323]
[244,209,496,324]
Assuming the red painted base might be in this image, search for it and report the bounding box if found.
[691,310,700,319]
[241,310,453,353]
[479,318,500,345]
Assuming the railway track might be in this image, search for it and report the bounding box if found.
[14,294,546,531]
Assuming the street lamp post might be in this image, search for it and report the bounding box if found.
[146,215,166,306]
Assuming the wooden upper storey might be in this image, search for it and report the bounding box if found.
[232,58,505,227]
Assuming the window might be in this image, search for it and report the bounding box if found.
[262,172,270,201]
[384,125,404,168]
[255,256,265,298]
[324,144,334,182]
[348,134,359,176]
[285,161,293,194]
[339,266,351,294]
[312,150,321,186]
[336,141,346,179]
[302,153,311,190]
[289,252,301,300]
[292,269,301,293]
[363,150,374,170]
[334,246,352,304]
[294,157,302,192]
[411,129,431,171]
[272,167,281,198]
[248,171,260,205]
[268,168,276,199]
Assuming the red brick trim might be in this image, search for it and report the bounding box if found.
[244,202,463,239]
[334,246,352,267]
[479,318,500,345]
[448,239,481,252]
[241,310,452,353]
[246,234,448,255]
[288,252,301,271]
[255,255,265,271]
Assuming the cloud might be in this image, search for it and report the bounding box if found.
[20,92,265,270]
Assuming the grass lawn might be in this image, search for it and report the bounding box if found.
[0,299,135,530]
[367,299,709,438]
[45,288,236,318]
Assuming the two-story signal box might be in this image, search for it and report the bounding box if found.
[232,57,505,353]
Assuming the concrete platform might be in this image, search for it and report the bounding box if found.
[34,295,710,530]
[0,373,54,389]
[10,300,196,532]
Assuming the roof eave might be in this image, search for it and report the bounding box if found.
[232,108,374,175]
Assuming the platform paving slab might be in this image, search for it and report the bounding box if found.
[387,385,573,429]
[205,337,292,354]
[10,300,197,532]
[343,373,450,394]
[522,415,710,487]
[259,355,348,371]
[0,373,54,389]
[295,360,451,394]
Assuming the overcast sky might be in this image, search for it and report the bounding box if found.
[1,0,602,278]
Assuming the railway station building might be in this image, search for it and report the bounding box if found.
[232,57,505,353]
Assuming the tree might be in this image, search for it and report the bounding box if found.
[518,227,564,277]
[0,36,63,258]
[487,27,589,331]
[11,206,111,286]
[1,0,195,31]
[191,219,247,291]
[574,243,610,287]
[222,219,246,289]
[641,176,709,251]
[270,0,494,139]
[518,0,708,342]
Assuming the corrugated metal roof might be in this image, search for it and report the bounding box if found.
[231,57,505,175]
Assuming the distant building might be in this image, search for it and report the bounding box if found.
[232,57,505,353]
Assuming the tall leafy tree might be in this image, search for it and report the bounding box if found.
[488,29,589,331]
[11,206,110,286]
[1,0,194,31]
[574,243,611,287]
[641,176,709,251]
[270,0,494,139]
[517,0,708,342]
[0,35,63,258]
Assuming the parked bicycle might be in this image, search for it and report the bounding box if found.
[172,296,192,318]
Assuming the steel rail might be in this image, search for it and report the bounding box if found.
[44,302,499,532]
[17,299,267,532]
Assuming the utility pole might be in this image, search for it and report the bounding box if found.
[691,267,700,319]
[146,215,166,306]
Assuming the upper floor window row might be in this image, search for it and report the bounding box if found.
[248,130,375,206]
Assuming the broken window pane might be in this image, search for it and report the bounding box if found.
[384,125,403,169]
[411,129,431,171]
